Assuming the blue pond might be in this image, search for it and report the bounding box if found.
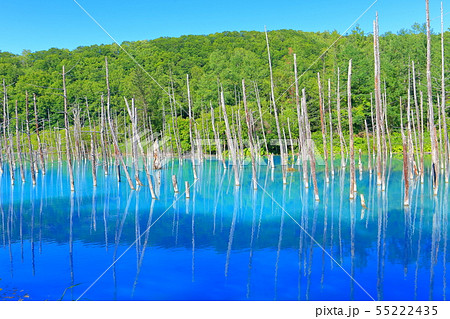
[0,157,448,301]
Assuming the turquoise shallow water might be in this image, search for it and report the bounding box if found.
[0,156,448,301]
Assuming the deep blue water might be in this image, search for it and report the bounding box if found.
[0,156,448,301]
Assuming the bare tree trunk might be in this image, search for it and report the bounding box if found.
[124,97,144,187]
[211,104,226,169]
[33,93,46,175]
[400,99,410,207]
[254,82,269,157]
[242,79,257,190]
[100,95,109,175]
[370,93,376,163]
[104,58,135,190]
[317,73,329,183]
[336,68,346,168]
[328,78,335,178]
[3,82,14,185]
[441,2,449,183]
[438,95,444,173]
[359,149,363,176]
[426,0,439,195]
[287,118,295,168]
[365,120,372,173]
[55,128,62,163]
[407,74,414,180]
[303,89,319,201]
[169,87,182,160]
[1,79,8,176]
[420,91,425,183]
[62,67,75,192]
[294,54,308,188]
[86,98,97,187]
[221,89,240,186]
[374,15,383,187]
[72,105,82,161]
[265,27,286,179]
[412,61,424,182]
[25,92,36,186]
[347,60,356,199]
[15,101,25,183]
[186,74,198,180]
[383,82,393,158]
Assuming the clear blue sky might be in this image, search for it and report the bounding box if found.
[0,0,448,54]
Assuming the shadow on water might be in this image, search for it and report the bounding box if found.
[0,156,448,300]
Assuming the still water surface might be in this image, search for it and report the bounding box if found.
[0,157,448,300]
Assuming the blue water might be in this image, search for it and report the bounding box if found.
[0,157,448,301]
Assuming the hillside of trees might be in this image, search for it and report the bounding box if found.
[0,25,449,150]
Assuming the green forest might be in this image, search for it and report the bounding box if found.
[0,25,449,154]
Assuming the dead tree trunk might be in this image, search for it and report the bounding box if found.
[294,54,308,188]
[265,27,286,179]
[86,98,97,187]
[336,68,346,168]
[364,120,372,173]
[441,2,449,183]
[254,82,269,156]
[211,104,226,169]
[3,82,14,185]
[186,74,198,180]
[317,73,329,183]
[100,95,109,175]
[242,79,257,190]
[62,67,75,192]
[15,101,25,183]
[303,89,319,201]
[104,58,135,190]
[374,14,383,187]
[25,92,36,186]
[33,94,46,175]
[328,78,335,178]
[347,60,356,199]
[426,0,439,195]
[124,97,144,187]
[221,89,240,186]
[401,100,409,206]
